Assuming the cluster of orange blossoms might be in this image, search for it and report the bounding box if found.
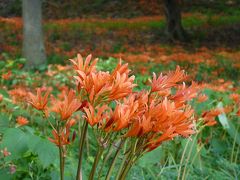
[230,93,240,116]
[28,53,200,151]
[75,54,202,150]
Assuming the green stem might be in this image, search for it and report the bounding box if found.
[182,135,197,180]
[116,139,137,180]
[115,149,130,180]
[106,140,124,180]
[76,120,88,180]
[118,151,135,180]
[57,120,64,180]
[177,138,191,180]
[89,147,104,180]
[98,142,113,180]
[59,145,64,180]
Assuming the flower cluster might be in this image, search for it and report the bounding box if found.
[28,87,80,146]
[28,53,199,179]
[70,54,198,151]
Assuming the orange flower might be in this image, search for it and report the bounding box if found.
[49,118,77,146]
[123,95,195,151]
[28,88,50,110]
[51,89,82,120]
[75,71,111,103]
[197,94,208,103]
[125,115,152,137]
[48,128,71,146]
[66,118,76,128]
[110,59,130,78]
[0,94,3,102]
[109,72,136,101]
[70,53,98,76]
[105,94,139,131]
[237,108,240,117]
[1,147,11,157]
[73,55,136,103]
[170,82,198,107]
[9,87,28,103]
[2,71,12,80]
[230,93,240,103]
[83,104,109,126]
[150,66,186,92]
[202,108,222,126]
[16,116,29,126]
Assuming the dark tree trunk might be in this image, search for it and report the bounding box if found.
[163,0,187,41]
[22,0,46,69]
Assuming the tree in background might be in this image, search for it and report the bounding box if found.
[22,0,46,69]
[163,0,187,41]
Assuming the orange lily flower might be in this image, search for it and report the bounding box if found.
[28,88,50,110]
[0,94,3,102]
[197,94,208,103]
[105,94,139,131]
[151,66,186,92]
[51,89,82,120]
[110,59,130,78]
[202,108,222,126]
[170,82,198,108]
[236,108,240,117]
[16,116,29,126]
[2,71,12,80]
[48,128,70,146]
[70,53,98,76]
[1,147,11,157]
[230,93,240,103]
[75,71,111,103]
[83,104,109,126]
[109,72,136,101]
[147,127,177,151]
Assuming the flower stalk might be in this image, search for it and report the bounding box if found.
[106,139,125,180]
[57,121,65,180]
[76,120,88,180]
[89,146,104,180]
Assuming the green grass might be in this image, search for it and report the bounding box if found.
[44,14,240,32]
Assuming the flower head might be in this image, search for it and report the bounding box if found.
[202,108,222,126]
[48,129,71,146]
[28,88,50,110]
[1,147,11,157]
[16,116,29,126]
[197,94,208,103]
[150,66,186,93]
[51,89,82,120]
[0,94,3,102]
[83,104,109,126]
[70,53,98,76]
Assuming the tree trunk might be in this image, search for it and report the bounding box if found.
[22,0,46,69]
[163,0,187,41]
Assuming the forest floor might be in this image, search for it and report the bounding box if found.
[1,12,240,84]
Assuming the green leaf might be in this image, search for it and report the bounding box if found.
[27,134,58,168]
[0,128,29,160]
[0,168,12,180]
[138,146,162,167]
[217,102,240,145]
[0,113,10,133]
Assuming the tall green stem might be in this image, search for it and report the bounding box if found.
[106,140,124,180]
[98,142,113,180]
[59,145,64,180]
[89,147,104,180]
[118,152,135,180]
[76,120,88,180]
[57,120,64,180]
